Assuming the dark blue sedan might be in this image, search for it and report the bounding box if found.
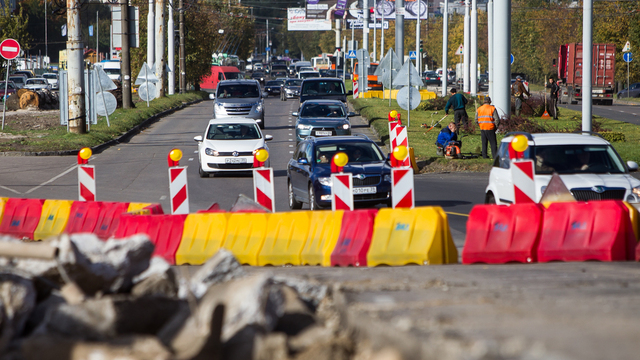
[287,135,392,210]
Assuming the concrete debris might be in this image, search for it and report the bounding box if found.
[180,249,245,299]
[271,275,328,311]
[132,258,177,298]
[253,333,288,360]
[0,271,37,353]
[229,194,270,213]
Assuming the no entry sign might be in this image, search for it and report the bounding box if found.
[0,39,20,60]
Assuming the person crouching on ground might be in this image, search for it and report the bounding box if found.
[475,96,500,159]
[436,122,461,156]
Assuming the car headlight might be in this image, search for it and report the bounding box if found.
[297,124,312,130]
[204,148,219,156]
[384,174,391,182]
[318,177,332,186]
[342,123,350,130]
[254,102,263,113]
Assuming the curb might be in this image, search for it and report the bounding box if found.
[0,98,203,157]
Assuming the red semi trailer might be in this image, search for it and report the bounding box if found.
[558,43,616,105]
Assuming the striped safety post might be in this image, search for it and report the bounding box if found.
[253,149,275,212]
[77,147,96,201]
[331,152,353,211]
[168,149,190,214]
[353,78,359,99]
[390,146,415,208]
[390,126,410,167]
[388,110,401,153]
[509,135,535,203]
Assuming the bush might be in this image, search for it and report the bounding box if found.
[497,115,548,133]
[600,131,626,142]
[418,96,450,111]
[511,94,547,117]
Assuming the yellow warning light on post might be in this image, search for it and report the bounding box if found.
[392,145,408,161]
[511,135,529,153]
[79,147,92,160]
[255,148,269,163]
[390,110,398,118]
[333,152,349,167]
[169,148,183,162]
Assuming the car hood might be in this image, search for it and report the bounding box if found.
[285,86,300,91]
[314,162,391,177]
[215,98,260,105]
[534,173,640,198]
[297,117,348,126]
[202,138,265,152]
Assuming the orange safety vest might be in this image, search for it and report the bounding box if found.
[477,104,496,130]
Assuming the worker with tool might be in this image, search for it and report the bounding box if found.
[475,96,500,159]
[435,122,461,156]
[444,88,469,131]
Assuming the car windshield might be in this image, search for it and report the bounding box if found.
[0,82,15,89]
[533,144,626,174]
[43,74,57,79]
[300,103,345,118]
[27,79,47,85]
[103,68,120,75]
[216,84,260,98]
[265,81,281,86]
[300,72,320,79]
[9,77,24,84]
[368,65,378,75]
[315,142,384,164]
[286,79,302,86]
[224,72,242,80]
[301,80,345,95]
[206,123,261,140]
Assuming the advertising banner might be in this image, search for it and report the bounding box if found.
[288,7,332,31]
[345,0,429,21]
[306,0,348,19]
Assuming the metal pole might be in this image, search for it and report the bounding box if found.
[148,0,155,66]
[442,0,448,97]
[121,0,132,109]
[373,8,377,62]
[167,0,175,95]
[488,0,493,99]
[463,0,470,93]
[582,0,592,132]
[470,0,477,95]
[343,35,346,82]
[396,0,404,64]
[96,11,99,62]
[363,2,369,58]
[2,61,9,130]
[628,61,630,99]
[381,6,384,60]
[389,49,392,106]
[179,0,185,93]
[67,0,86,134]
[493,0,510,118]
[97,67,111,126]
[155,0,165,98]
[45,0,48,61]
[416,0,420,75]
[266,19,270,62]
[145,65,149,107]
[351,26,354,71]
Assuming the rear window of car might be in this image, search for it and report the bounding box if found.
[286,79,302,86]
[301,80,345,95]
[315,142,384,164]
[266,81,281,86]
[207,123,261,140]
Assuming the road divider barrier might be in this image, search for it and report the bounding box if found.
[223,213,269,266]
[331,209,378,267]
[462,203,544,264]
[301,211,344,266]
[625,202,640,242]
[33,200,74,241]
[0,198,7,224]
[115,214,187,265]
[367,207,457,266]
[176,213,230,265]
[0,198,45,240]
[258,211,311,266]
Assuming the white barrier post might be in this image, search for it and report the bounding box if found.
[331,152,353,211]
[168,149,189,214]
[254,168,275,212]
[77,147,96,201]
[391,167,415,209]
[509,135,535,203]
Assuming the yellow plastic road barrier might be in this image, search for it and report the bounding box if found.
[176,213,230,265]
[127,202,150,214]
[408,147,420,173]
[367,207,458,266]
[418,90,437,100]
[0,198,7,225]
[301,211,344,266]
[223,213,269,266]
[33,200,74,241]
[258,211,312,266]
[625,202,640,242]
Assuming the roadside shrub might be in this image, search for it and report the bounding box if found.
[418,96,449,111]
[497,115,548,133]
[599,132,626,142]
[510,94,547,117]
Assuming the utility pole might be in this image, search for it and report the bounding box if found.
[442,0,448,97]
[415,0,420,74]
[168,0,175,95]
[470,0,477,95]
[155,0,165,97]
[488,0,493,98]
[463,0,470,93]
[373,8,377,62]
[179,0,185,93]
[96,11,99,62]
[363,1,369,57]
[266,19,270,62]
[67,0,86,133]
[148,0,155,66]
[395,0,404,64]
[121,0,133,108]
[582,0,593,132]
[45,0,48,62]
[493,0,510,118]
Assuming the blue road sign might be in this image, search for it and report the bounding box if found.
[510,54,514,65]
[285,49,289,54]
[346,50,357,59]
[624,52,633,62]
[266,47,271,51]
[409,51,417,60]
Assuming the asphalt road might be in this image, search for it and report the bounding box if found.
[560,102,640,125]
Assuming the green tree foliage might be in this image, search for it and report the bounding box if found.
[0,6,31,49]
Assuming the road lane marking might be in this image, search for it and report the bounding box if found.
[288,133,293,136]
[445,211,469,217]
[289,145,294,147]
[160,195,167,200]
[25,164,78,194]
[0,185,21,195]
[289,139,294,141]
[289,151,294,154]
[188,158,194,161]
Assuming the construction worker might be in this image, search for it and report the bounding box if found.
[512,76,530,116]
[475,96,500,159]
[444,88,469,131]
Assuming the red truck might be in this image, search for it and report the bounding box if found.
[558,43,616,105]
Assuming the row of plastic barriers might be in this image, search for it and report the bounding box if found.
[0,197,458,267]
[463,200,640,264]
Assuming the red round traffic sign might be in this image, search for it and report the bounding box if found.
[0,39,21,60]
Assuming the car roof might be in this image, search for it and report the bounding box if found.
[207,118,260,125]
[501,133,610,146]
[302,77,343,81]
[218,79,259,85]
[301,99,346,105]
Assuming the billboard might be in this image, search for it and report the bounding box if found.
[346,0,429,20]
[306,0,348,20]
[288,8,332,31]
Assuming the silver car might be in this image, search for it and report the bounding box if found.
[24,78,51,91]
[212,79,266,129]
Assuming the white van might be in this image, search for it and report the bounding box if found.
[99,61,121,82]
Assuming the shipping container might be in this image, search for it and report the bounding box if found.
[557,43,616,105]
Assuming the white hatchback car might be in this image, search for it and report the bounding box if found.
[485,133,640,204]
[194,118,273,177]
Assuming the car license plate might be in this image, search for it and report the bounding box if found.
[315,131,332,136]
[225,158,247,164]
[352,187,376,194]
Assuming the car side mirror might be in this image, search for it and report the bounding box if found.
[347,90,353,96]
[298,158,309,165]
[194,135,203,142]
[265,135,273,141]
[627,161,638,172]
[347,112,357,117]
[209,93,215,99]
[292,112,299,117]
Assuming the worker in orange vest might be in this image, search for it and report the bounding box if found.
[475,96,500,159]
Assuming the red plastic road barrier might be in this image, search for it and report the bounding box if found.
[636,241,640,262]
[65,201,104,235]
[331,209,378,267]
[0,198,45,239]
[93,202,131,240]
[115,214,187,264]
[462,203,544,264]
[196,203,225,213]
[143,203,164,214]
[538,201,635,262]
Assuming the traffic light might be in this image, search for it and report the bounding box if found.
[419,40,424,52]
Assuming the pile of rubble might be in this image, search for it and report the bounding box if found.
[0,234,430,360]
[6,89,59,111]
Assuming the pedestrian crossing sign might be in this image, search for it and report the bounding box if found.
[409,51,417,60]
[623,41,631,52]
[347,50,357,59]
[456,44,464,55]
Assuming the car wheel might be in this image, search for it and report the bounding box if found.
[308,183,320,210]
[485,192,496,204]
[199,165,209,178]
[289,181,303,210]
